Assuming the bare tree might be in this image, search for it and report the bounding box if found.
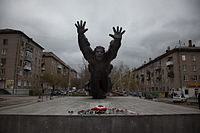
[110,61,137,92]
[78,58,90,88]
[40,72,65,91]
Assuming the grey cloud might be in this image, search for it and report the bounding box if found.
[0,0,200,71]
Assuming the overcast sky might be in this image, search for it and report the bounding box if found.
[0,0,200,71]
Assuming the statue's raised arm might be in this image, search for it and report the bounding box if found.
[75,20,88,34]
[75,20,93,62]
[106,26,125,62]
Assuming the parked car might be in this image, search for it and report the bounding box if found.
[145,94,153,99]
[51,89,62,95]
[60,90,67,95]
[0,89,11,95]
[173,95,187,103]
[129,92,138,96]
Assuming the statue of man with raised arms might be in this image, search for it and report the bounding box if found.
[75,20,125,99]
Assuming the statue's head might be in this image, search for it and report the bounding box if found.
[94,46,105,61]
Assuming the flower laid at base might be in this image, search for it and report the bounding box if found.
[67,105,139,115]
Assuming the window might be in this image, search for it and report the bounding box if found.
[0,69,5,75]
[24,80,27,86]
[29,82,31,87]
[183,65,187,71]
[17,80,21,86]
[185,89,188,95]
[182,55,186,61]
[192,56,196,61]
[184,75,188,81]
[21,41,24,48]
[35,57,37,64]
[19,60,23,66]
[19,71,23,76]
[3,39,8,45]
[1,58,6,66]
[193,65,196,71]
[193,75,198,81]
[29,73,32,78]
[1,49,7,55]
[20,50,24,57]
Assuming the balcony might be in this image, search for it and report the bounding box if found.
[57,69,63,74]
[41,59,45,64]
[24,61,31,71]
[155,66,161,71]
[25,44,33,52]
[24,65,31,71]
[57,64,62,69]
[41,67,45,71]
[166,61,173,66]
[156,75,162,80]
[24,51,33,62]
[146,76,151,81]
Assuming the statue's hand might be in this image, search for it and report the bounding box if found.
[75,20,88,34]
[109,26,125,39]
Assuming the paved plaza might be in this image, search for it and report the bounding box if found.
[0,96,199,115]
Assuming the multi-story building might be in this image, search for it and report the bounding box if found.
[0,29,77,95]
[42,52,77,90]
[42,52,71,75]
[133,40,200,98]
[0,29,44,94]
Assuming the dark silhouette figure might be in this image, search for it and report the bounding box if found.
[75,20,125,99]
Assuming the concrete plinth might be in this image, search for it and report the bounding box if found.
[0,96,199,133]
[0,114,200,133]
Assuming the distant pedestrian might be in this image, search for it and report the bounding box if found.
[198,93,200,109]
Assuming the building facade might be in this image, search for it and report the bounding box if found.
[0,29,44,94]
[133,40,200,98]
[0,29,77,95]
[42,52,77,90]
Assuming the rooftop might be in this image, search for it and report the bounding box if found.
[43,52,76,73]
[133,41,200,72]
[0,29,44,50]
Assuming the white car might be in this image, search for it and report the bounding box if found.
[173,95,187,103]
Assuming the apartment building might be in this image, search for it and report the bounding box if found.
[42,52,77,89]
[133,40,200,98]
[0,29,44,94]
[0,29,77,95]
[42,52,71,75]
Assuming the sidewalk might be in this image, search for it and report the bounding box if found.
[157,97,199,109]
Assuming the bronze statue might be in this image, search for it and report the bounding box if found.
[75,20,125,99]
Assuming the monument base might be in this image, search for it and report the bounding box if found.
[0,114,200,133]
